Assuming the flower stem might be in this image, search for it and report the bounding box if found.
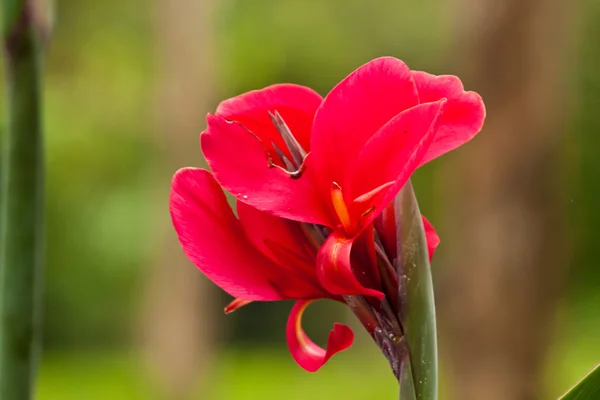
[395,182,438,400]
[0,1,47,398]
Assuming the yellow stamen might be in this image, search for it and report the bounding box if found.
[331,182,353,234]
[295,300,312,348]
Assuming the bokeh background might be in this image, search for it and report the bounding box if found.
[0,0,597,399]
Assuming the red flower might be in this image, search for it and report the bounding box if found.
[200,57,484,298]
[170,57,484,373]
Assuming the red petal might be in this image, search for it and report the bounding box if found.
[421,215,440,262]
[412,71,486,166]
[237,200,316,265]
[237,200,325,299]
[375,204,439,263]
[346,101,446,225]
[310,57,419,197]
[286,300,354,372]
[316,230,385,299]
[374,202,397,260]
[170,168,285,300]
[216,83,323,156]
[201,114,331,225]
[350,224,381,290]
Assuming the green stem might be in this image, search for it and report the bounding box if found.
[396,181,438,400]
[0,0,46,398]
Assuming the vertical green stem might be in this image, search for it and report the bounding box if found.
[0,0,45,398]
[396,181,438,400]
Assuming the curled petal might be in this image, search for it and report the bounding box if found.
[170,168,284,300]
[316,230,385,300]
[201,115,331,225]
[216,83,322,156]
[286,300,354,372]
[311,57,419,197]
[421,216,440,262]
[412,71,486,166]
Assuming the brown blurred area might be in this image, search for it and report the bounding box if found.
[139,1,219,399]
[439,0,579,399]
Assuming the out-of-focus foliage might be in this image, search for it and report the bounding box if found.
[217,0,448,96]
[0,0,597,398]
[37,351,396,400]
[42,0,157,348]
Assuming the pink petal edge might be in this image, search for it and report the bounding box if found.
[216,83,323,154]
[421,215,440,262]
[412,71,486,166]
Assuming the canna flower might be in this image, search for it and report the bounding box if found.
[170,56,485,373]
[200,57,484,299]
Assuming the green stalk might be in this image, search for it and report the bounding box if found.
[0,0,46,398]
[395,181,438,400]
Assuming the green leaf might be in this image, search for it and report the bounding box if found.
[394,181,438,400]
[559,363,600,400]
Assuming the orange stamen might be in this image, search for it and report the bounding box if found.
[330,182,353,234]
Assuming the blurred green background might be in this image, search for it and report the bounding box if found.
[1,0,598,399]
